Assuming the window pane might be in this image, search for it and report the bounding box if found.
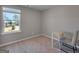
[3,7,21,13]
[3,12,20,33]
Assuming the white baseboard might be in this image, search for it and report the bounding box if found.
[41,34,52,39]
[0,34,42,47]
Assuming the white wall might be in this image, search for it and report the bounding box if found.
[0,6,41,44]
[1,5,79,44]
[42,6,79,36]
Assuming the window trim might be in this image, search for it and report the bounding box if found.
[1,7,22,35]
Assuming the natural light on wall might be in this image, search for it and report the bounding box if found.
[2,7,21,34]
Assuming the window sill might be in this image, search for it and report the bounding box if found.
[1,30,21,35]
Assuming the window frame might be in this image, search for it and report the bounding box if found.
[1,7,21,35]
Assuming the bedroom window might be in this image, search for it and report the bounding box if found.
[2,7,21,34]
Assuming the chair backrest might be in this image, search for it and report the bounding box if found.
[52,32,73,40]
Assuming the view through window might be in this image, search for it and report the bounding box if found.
[3,7,21,33]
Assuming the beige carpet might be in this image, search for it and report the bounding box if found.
[1,36,62,53]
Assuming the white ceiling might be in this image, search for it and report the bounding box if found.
[24,5,55,11]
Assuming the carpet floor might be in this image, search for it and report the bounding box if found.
[1,36,62,53]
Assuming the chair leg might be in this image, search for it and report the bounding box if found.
[73,47,75,53]
[73,46,77,53]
